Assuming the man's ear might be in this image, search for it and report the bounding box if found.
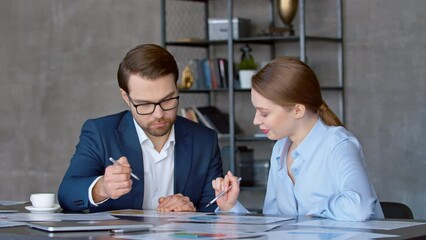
[293,104,306,119]
[120,89,130,107]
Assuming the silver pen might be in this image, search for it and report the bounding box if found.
[109,227,151,234]
[205,177,242,208]
[108,157,140,181]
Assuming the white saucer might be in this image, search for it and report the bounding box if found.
[25,204,60,213]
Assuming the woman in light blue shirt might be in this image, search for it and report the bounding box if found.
[212,57,383,221]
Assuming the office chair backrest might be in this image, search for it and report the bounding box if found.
[380,202,414,219]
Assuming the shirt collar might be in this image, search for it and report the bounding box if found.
[275,138,291,170]
[293,118,328,161]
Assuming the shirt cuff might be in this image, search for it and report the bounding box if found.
[88,176,109,206]
[214,201,250,214]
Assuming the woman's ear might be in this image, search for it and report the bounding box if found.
[293,104,306,119]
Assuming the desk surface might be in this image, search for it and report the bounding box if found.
[1,204,426,240]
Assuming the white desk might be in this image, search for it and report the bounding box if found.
[1,204,426,239]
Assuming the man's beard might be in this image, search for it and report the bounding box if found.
[143,117,175,137]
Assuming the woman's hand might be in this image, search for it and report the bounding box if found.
[211,171,241,211]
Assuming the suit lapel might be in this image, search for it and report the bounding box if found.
[174,118,192,194]
[115,111,144,209]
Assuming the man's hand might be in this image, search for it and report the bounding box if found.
[157,194,196,212]
[92,157,133,203]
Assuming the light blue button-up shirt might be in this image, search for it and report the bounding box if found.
[227,119,384,221]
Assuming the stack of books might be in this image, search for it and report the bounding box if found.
[186,58,230,90]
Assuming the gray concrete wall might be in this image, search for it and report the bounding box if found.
[0,0,425,219]
[0,0,161,201]
[345,0,426,219]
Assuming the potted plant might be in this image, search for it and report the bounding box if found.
[238,44,257,89]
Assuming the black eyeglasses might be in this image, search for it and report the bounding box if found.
[127,94,180,115]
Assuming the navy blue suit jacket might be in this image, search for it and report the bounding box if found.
[58,111,223,212]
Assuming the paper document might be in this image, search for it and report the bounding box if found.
[2,212,117,222]
[168,213,293,224]
[259,228,398,239]
[0,201,28,206]
[114,231,262,240]
[153,222,280,233]
[110,209,207,218]
[292,219,425,230]
[0,221,26,228]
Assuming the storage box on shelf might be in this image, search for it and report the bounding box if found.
[208,18,251,40]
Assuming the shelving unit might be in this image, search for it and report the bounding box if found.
[161,0,344,199]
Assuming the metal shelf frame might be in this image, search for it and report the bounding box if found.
[161,0,344,175]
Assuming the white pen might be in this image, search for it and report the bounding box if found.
[205,177,242,208]
[108,157,140,181]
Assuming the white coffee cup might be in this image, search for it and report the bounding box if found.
[30,193,55,208]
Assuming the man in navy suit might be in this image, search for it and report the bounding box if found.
[58,44,223,212]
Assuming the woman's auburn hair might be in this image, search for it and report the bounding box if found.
[252,56,343,127]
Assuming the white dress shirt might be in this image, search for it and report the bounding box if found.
[135,120,175,210]
[88,118,175,209]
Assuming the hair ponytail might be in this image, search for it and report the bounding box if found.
[318,101,343,127]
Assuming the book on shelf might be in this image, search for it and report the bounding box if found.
[208,59,219,89]
[175,38,205,42]
[217,58,229,88]
[202,59,213,89]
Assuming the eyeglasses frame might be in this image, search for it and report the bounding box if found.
[126,94,180,115]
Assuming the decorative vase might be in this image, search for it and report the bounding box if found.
[277,0,298,35]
